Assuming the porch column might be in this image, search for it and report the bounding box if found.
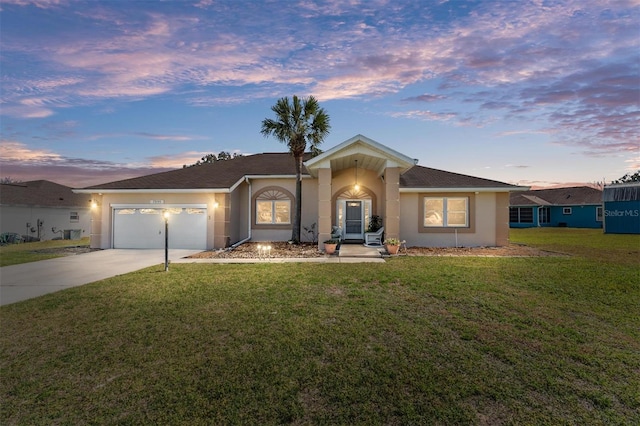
[213,193,231,248]
[317,168,332,248]
[384,167,401,241]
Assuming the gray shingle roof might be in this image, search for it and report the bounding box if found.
[510,186,602,206]
[79,153,520,191]
[81,153,309,190]
[400,165,519,189]
[0,180,91,207]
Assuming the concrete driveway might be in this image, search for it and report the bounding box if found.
[0,249,201,306]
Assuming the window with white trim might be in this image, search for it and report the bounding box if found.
[256,189,291,224]
[539,207,550,224]
[596,206,603,222]
[563,207,572,215]
[424,197,468,227]
[510,207,534,223]
[70,211,79,222]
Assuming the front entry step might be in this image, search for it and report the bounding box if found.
[338,244,385,258]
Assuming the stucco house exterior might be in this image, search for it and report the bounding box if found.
[509,186,603,229]
[75,135,527,250]
[0,180,91,242]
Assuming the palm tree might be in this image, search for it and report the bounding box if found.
[261,95,331,243]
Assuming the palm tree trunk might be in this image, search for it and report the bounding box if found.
[292,154,303,243]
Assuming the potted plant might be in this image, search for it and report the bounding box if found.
[368,215,383,232]
[383,238,401,255]
[323,239,340,255]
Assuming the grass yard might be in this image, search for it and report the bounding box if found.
[0,237,90,267]
[1,229,638,424]
[510,227,640,266]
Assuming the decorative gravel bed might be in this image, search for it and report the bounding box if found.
[188,242,325,259]
[187,241,557,259]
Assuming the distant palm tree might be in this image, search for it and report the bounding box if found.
[261,95,331,243]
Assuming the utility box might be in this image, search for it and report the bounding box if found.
[603,183,640,234]
[64,229,83,240]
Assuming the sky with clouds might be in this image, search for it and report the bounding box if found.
[1,0,638,188]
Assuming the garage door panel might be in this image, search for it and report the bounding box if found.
[113,207,206,249]
[168,208,206,249]
[114,209,163,248]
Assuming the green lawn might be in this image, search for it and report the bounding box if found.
[510,227,640,266]
[0,237,90,267]
[1,229,638,424]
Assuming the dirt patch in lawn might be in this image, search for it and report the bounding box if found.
[187,242,558,259]
[403,244,561,257]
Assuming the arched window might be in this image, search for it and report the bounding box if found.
[254,187,293,225]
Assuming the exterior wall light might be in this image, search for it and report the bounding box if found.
[163,210,170,271]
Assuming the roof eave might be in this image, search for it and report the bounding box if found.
[242,174,309,180]
[73,188,231,194]
[0,202,91,209]
[75,174,310,194]
[400,186,529,193]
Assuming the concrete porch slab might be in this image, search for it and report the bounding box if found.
[338,244,386,258]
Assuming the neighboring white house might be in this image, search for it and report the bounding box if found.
[0,180,91,242]
[75,135,528,250]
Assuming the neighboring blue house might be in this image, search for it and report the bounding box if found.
[603,182,640,234]
[509,186,603,228]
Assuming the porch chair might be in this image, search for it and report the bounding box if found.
[364,227,384,246]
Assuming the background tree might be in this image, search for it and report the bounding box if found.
[0,177,23,184]
[611,170,640,184]
[261,95,330,243]
[183,151,242,168]
[216,151,232,161]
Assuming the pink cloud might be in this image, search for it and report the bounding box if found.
[1,0,67,8]
[148,151,210,168]
[1,0,636,162]
[0,141,62,163]
[0,140,204,187]
[0,162,171,188]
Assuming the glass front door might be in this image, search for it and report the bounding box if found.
[344,201,363,239]
[336,198,372,241]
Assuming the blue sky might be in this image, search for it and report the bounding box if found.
[1,0,638,188]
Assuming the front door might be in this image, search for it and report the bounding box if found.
[344,201,363,239]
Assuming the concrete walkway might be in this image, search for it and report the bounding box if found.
[339,244,386,258]
[0,249,200,306]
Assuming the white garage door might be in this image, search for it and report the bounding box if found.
[113,207,207,249]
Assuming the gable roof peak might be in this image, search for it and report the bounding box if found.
[304,134,417,177]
